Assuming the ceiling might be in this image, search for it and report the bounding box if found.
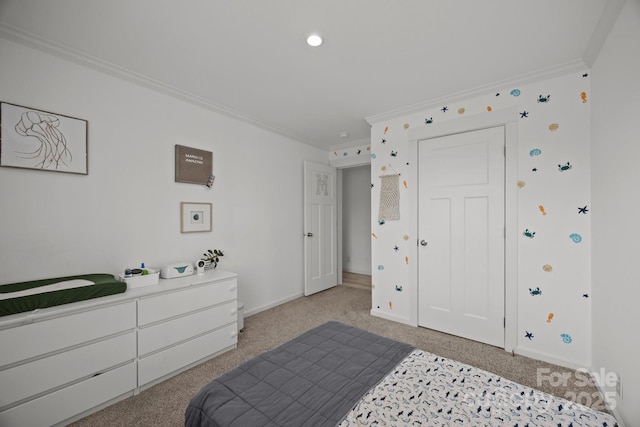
[0,1,621,150]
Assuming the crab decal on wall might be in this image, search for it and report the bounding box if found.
[537,94,551,103]
[558,162,572,171]
[523,229,536,238]
[529,287,542,296]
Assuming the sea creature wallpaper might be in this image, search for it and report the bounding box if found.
[337,70,591,366]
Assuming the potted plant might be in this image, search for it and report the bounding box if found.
[202,249,224,269]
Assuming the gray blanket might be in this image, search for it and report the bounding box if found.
[185,321,414,427]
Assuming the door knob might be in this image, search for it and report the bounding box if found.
[305,232,313,237]
[420,240,428,246]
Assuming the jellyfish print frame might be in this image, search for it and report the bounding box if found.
[180,202,212,233]
[0,102,88,174]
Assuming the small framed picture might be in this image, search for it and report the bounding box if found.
[180,202,212,233]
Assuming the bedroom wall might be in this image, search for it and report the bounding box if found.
[0,38,328,315]
[368,71,593,368]
[342,165,371,275]
[591,0,640,424]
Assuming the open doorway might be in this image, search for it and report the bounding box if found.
[340,164,372,290]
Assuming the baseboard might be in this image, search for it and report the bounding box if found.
[370,308,413,326]
[514,347,588,371]
[243,292,304,318]
[343,268,372,276]
[605,405,626,427]
[589,366,627,427]
[511,348,624,425]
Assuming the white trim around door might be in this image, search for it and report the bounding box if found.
[407,107,519,352]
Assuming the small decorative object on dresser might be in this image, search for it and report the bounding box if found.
[196,259,206,274]
[201,249,224,269]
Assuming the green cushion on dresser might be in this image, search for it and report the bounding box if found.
[0,274,126,317]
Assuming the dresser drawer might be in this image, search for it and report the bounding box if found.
[138,324,237,386]
[137,279,237,326]
[0,301,136,367]
[0,361,136,427]
[138,301,236,357]
[0,331,135,409]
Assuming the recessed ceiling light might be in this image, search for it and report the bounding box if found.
[306,34,323,47]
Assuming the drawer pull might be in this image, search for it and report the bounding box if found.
[230,308,237,315]
[230,330,237,337]
[229,285,237,292]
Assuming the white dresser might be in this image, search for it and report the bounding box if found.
[0,269,237,427]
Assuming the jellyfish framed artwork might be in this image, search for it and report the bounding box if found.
[0,102,88,175]
[180,202,212,233]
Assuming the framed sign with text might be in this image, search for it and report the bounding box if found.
[175,144,212,184]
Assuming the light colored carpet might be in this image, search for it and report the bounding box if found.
[70,285,606,426]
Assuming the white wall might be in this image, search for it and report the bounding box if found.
[367,71,593,368]
[0,38,328,315]
[342,165,371,275]
[591,0,640,424]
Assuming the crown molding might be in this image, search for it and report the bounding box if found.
[0,23,318,147]
[366,59,588,125]
[329,137,371,152]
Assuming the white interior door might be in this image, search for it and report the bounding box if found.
[418,127,505,347]
[304,161,337,296]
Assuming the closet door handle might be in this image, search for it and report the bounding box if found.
[305,232,313,237]
[420,240,428,246]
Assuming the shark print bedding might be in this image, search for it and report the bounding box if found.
[339,349,617,427]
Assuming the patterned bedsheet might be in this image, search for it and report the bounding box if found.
[339,349,618,427]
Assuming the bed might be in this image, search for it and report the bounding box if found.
[185,321,618,427]
[0,273,126,317]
